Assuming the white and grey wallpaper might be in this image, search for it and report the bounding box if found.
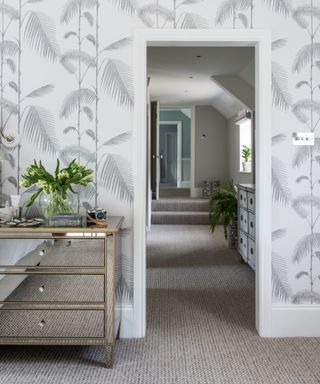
[0,0,319,306]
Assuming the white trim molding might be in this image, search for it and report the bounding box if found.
[132,29,272,338]
[271,306,320,337]
[159,120,182,187]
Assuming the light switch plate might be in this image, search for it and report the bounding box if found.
[292,132,314,146]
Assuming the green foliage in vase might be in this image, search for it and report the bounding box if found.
[209,181,237,240]
[241,145,251,163]
[21,159,93,209]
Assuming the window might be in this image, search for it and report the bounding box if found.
[239,119,252,173]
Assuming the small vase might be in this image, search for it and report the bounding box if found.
[242,161,251,173]
[39,191,78,218]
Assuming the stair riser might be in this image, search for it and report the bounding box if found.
[151,213,209,225]
[152,200,209,212]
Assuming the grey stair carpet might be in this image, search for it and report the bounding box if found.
[159,188,190,198]
[151,198,210,225]
[1,226,320,384]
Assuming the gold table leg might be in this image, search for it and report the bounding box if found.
[105,344,114,368]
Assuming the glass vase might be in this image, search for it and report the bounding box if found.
[39,191,77,218]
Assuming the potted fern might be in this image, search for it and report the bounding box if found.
[209,181,237,248]
[241,145,251,172]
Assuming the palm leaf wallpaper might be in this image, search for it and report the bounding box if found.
[0,0,319,306]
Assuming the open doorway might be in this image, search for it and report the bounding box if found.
[147,44,257,321]
[133,30,272,339]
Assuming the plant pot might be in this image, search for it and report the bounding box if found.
[39,191,78,218]
[242,161,251,173]
[227,219,237,249]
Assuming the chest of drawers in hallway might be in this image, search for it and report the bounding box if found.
[238,184,256,271]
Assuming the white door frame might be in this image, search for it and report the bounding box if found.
[160,121,182,187]
[133,29,272,338]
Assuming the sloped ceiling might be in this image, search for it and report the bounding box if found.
[148,46,255,119]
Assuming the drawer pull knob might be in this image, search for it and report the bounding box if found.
[39,320,46,328]
[39,285,45,293]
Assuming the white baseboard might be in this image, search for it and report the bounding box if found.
[182,181,191,188]
[271,306,320,337]
[119,305,137,338]
[120,305,320,338]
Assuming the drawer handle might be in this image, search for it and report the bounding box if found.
[251,248,254,254]
[39,320,46,328]
[250,222,254,228]
[39,285,45,293]
[250,198,253,204]
[67,240,72,247]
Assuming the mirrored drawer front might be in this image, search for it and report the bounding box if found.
[239,208,248,233]
[238,231,248,261]
[238,189,248,208]
[248,238,255,269]
[247,192,255,212]
[248,212,255,239]
[0,310,104,338]
[0,239,105,267]
[1,274,104,303]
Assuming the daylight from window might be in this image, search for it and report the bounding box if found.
[239,120,252,173]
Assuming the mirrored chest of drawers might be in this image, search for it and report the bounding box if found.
[0,216,123,368]
[237,184,256,271]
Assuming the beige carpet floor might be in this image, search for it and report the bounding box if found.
[0,225,320,384]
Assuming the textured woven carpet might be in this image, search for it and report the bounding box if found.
[0,225,320,384]
[151,198,210,225]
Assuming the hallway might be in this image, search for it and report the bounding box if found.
[1,226,320,383]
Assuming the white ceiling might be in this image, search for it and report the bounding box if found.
[147,47,254,118]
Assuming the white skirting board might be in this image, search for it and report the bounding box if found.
[119,305,136,338]
[270,306,320,337]
[120,305,320,338]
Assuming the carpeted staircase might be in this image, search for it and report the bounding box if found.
[151,198,210,225]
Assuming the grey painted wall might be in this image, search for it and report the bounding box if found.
[227,115,254,185]
[195,106,228,187]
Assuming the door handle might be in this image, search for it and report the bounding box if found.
[152,155,163,159]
